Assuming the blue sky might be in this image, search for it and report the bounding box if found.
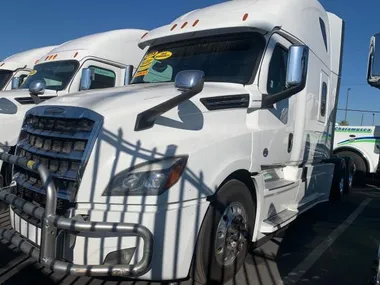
[0,0,378,126]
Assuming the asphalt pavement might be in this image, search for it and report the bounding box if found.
[0,185,379,285]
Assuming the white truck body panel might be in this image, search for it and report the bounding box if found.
[6,0,344,281]
[0,46,57,91]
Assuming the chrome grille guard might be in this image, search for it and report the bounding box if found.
[0,152,154,277]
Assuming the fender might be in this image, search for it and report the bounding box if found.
[334,145,374,172]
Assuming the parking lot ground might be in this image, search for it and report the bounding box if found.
[0,185,379,285]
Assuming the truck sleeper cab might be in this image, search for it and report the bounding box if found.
[0,29,148,186]
[0,46,57,91]
[0,0,348,283]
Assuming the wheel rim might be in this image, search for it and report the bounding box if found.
[214,202,248,267]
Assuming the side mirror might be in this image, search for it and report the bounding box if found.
[80,68,94,91]
[286,45,309,88]
[174,70,205,93]
[367,33,380,88]
[124,65,134,85]
[261,45,309,108]
[29,80,46,96]
[11,77,20,90]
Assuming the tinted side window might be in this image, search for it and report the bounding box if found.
[89,66,116,89]
[267,45,288,95]
[319,18,328,52]
[321,82,327,116]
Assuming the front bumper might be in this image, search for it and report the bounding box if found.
[0,152,154,277]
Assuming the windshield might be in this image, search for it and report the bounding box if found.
[131,32,265,85]
[20,60,79,91]
[0,69,13,90]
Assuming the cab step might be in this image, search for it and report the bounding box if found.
[265,179,295,191]
[260,208,298,233]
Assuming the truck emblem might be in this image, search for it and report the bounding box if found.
[44,107,65,115]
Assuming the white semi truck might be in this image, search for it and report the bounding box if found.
[0,29,147,186]
[0,0,352,283]
[0,46,57,91]
[336,32,380,186]
[367,32,380,285]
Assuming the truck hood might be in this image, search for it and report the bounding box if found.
[25,82,254,204]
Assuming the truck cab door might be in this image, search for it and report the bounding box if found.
[68,60,122,93]
[256,33,296,167]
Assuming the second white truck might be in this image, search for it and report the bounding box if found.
[334,32,380,184]
[0,28,147,186]
[0,46,57,91]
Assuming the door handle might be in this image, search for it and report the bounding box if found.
[288,133,293,153]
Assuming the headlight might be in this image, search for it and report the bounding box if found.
[0,98,17,114]
[103,156,188,196]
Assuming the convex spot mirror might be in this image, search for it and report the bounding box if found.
[175,70,205,93]
[29,80,46,96]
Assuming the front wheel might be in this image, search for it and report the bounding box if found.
[191,179,256,284]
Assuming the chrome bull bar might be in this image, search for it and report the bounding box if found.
[0,152,154,277]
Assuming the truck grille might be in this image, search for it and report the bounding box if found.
[13,106,103,215]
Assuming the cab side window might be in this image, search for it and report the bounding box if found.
[267,45,289,95]
[89,66,116,89]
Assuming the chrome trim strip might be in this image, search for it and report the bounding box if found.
[22,125,91,140]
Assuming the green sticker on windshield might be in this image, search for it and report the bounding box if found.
[92,67,115,78]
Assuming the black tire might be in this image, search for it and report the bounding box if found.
[329,157,346,201]
[335,151,366,186]
[329,158,346,201]
[191,179,256,285]
[341,156,355,194]
[1,162,12,187]
[0,146,15,187]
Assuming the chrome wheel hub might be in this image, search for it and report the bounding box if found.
[214,202,248,266]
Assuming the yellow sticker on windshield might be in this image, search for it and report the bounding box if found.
[147,51,159,58]
[29,70,37,76]
[154,51,172,60]
[139,58,155,70]
[135,70,148,77]
[135,50,173,75]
